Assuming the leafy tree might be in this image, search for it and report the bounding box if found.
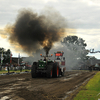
[61,36,88,62]
[62,36,87,49]
[4,49,11,64]
[0,48,11,65]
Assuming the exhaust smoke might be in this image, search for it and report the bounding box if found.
[5,8,66,55]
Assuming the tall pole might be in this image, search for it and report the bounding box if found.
[1,50,3,65]
[1,54,2,65]
[18,53,20,66]
[10,52,12,64]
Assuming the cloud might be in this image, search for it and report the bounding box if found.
[43,0,100,29]
[0,0,100,29]
[0,0,100,59]
[64,28,100,53]
[0,36,10,50]
[81,0,100,6]
[76,29,100,50]
[0,29,8,38]
[42,0,58,3]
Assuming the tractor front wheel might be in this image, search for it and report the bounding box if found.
[47,65,53,78]
[31,65,37,78]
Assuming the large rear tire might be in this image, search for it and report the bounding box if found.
[31,64,37,78]
[61,72,65,76]
[53,63,59,78]
[47,65,53,78]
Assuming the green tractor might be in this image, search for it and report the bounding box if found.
[31,54,60,78]
[31,51,66,78]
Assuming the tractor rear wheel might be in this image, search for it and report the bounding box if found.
[53,63,59,78]
[47,65,53,78]
[61,72,65,76]
[31,65,37,78]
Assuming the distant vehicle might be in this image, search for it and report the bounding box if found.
[89,63,100,71]
[31,51,66,78]
[94,63,100,70]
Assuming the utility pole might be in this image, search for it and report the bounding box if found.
[10,52,12,64]
[18,53,20,66]
[1,50,3,65]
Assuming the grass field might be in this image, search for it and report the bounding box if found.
[74,71,100,100]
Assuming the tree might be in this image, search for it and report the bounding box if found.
[61,36,89,68]
[0,48,11,65]
[62,36,87,50]
[4,49,11,64]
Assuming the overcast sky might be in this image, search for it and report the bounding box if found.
[0,0,100,58]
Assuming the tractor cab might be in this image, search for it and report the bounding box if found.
[54,51,65,66]
[55,51,65,59]
[39,54,53,61]
[37,54,53,69]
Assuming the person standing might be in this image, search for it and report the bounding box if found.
[7,63,9,74]
[20,64,22,72]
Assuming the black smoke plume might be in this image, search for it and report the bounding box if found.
[5,8,66,55]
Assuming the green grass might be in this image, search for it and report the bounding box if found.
[74,72,100,100]
[0,69,31,74]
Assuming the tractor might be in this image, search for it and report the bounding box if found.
[31,51,66,78]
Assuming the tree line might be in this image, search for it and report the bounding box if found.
[0,48,11,65]
[0,35,96,65]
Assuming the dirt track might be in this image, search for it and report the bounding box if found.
[0,71,96,100]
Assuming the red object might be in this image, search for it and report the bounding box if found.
[55,53,63,56]
[27,65,31,67]
[61,61,65,65]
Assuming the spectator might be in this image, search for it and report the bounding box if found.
[0,64,1,71]
[20,64,22,72]
[6,63,9,74]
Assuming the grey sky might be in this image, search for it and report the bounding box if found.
[0,0,100,28]
[0,0,100,58]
